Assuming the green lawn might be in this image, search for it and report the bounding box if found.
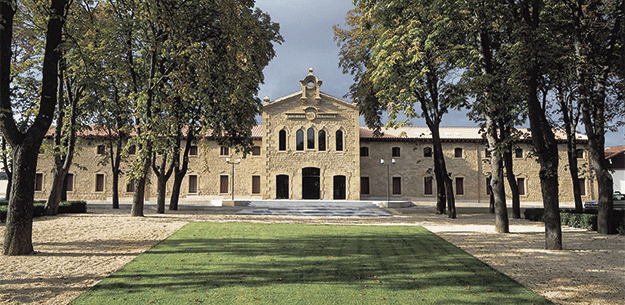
[71,223,551,304]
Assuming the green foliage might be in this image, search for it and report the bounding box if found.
[560,212,597,231]
[525,209,623,235]
[71,223,552,304]
[1,200,86,222]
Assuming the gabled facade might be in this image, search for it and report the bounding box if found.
[32,70,596,204]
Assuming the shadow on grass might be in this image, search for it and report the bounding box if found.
[73,223,552,304]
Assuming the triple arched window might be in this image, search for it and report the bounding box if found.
[287,128,343,152]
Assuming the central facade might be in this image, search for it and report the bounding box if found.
[261,69,360,200]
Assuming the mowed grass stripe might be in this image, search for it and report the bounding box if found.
[71,222,552,304]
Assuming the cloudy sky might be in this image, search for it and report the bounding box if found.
[254,0,624,148]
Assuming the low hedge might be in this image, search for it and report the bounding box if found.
[524,208,624,235]
[0,200,86,222]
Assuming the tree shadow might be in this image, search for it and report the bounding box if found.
[74,223,551,304]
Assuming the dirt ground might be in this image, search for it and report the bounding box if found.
[0,204,623,305]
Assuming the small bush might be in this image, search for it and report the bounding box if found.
[0,200,87,222]
[560,212,597,231]
[59,201,87,214]
[524,208,545,221]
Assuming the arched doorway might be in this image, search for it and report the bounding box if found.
[276,175,289,199]
[302,167,320,199]
[333,175,346,200]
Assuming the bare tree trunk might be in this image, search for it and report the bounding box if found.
[503,148,521,219]
[170,133,193,211]
[3,145,38,255]
[433,159,447,215]
[486,117,509,233]
[431,128,455,218]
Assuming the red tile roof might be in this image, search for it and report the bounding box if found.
[605,145,625,159]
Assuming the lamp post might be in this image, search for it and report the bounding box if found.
[225,158,241,201]
[380,158,395,202]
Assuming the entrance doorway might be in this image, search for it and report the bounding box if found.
[302,167,320,199]
[276,175,289,199]
[333,175,346,200]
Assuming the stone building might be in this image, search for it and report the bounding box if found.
[33,70,595,204]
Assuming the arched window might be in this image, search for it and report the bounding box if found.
[423,147,432,157]
[296,130,304,151]
[318,130,326,151]
[279,130,287,151]
[307,128,315,149]
[335,130,344,151]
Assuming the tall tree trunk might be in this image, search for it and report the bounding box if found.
[582,101,615,234]
[486,117,509,232]
[170,133,193,211]
[566,138,583,213]
[111,168,120,209]
[3,145,39,255]
[503,147,521,219]
[46,65,78,216]
[152,150,174,214]
[430,127,455,218]
[1,0,68,255]
[517,1,562,250]
[433,156,447,215]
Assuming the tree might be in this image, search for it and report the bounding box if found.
[507,0,563,249]
[107,0,281,216]
[336,0,462,217]
[1,138,12,200]
[44,57,80,215]
[1,0,69,255]
[561,0,625,234]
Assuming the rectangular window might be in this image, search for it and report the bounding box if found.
[576,149,584,159]
[97,144,106,155]
[252,176,261,194]
[360,177,370,195]
[455,177,464,195]
[392,177,401,195]
[65,173,74,192]
[486,177,491,195]
[579,178,586,196]
[220,175,228,193]
[189,145,198,156]
[35,173,43,191]
[128,145,136,155]
[126,179,136,193]
[392,147,400,157]
[360,147,369,156]
[189,175,198,193]
[252,146,261,156]
[424,177,433,195]
[220,146,229,156]
[515,148,523,158]
[517,177,526,196]
[454,148,463,158]
[95,174,105,192]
